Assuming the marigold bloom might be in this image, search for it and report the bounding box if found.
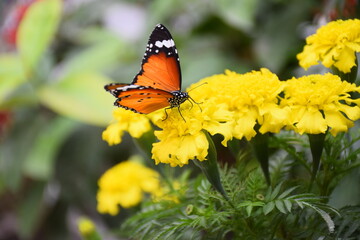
[102,108,151,145]
[77,217,96,236]
[282,73,360,135]
[297,19,360,73]
[97,157,161,215]
[152,68,287,166]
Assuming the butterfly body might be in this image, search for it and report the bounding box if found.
[105,24,190,115]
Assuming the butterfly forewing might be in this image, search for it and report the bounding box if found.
[133,24,182,92]
[115,87,174,114]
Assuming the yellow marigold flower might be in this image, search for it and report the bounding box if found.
[152,68,286,166]
[97,156,161,215]
[77,217,96,236]
[282,73,360,135]
[192,68,287,139]
[297,19,360,73]
[102,108,151,145]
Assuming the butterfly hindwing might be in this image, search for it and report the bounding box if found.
[104,83,129,97]
[132,24,181,92]
[114,86,174,114]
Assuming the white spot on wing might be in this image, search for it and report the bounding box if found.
[155,39,175,48]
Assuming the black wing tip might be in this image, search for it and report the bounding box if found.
[156,23,165,28]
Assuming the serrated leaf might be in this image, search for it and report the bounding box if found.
[283,199,292,212]
[38,72,114,126]
[302,202,335,233]
[275,200,287,214]
[17,0,62,72]
[278,186,298,199]
[263,201,275,215]
[246,205,253,217]
[295,200,304,209]
[270,182,283,200]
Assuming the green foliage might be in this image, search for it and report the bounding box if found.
[17,0,62,72]
[120,167,340,239]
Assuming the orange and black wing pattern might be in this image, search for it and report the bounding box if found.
[132,24,182,92]
[104,24,188,114]
[113,86,174,114]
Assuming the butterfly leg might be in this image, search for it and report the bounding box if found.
[177,106,186,122]
[162,107,170,121]
[188,96,202,112]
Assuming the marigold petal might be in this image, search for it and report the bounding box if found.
[297,45,319,69]
[338,104,360,120]
[333,47,357,73]
[295,109,327,135]
[325,110,354,136]
[102,123,125,145]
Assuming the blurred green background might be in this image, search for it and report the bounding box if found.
[0,0,358,239]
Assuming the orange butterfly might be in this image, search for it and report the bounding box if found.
[105,24,194,119]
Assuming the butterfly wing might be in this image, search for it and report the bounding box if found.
[104,24,184,114]
[113,86,173,114]
[132,24,182,92]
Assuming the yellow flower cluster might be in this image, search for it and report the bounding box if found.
[102,108,151,145]
[282,73,360,135]
[101,19,360,168]
[297,19,360,73]
[102,70,360,167]
[97,157,161,215]
[151,68,287,166]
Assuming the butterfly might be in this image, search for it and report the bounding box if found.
[105,24,196,120]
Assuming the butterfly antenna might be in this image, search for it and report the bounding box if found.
[187,82,208,93]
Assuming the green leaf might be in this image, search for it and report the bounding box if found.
[59,35,125,78]
[278,186,298,199]
[23,117,76,180]
[17,0,62,72]
[275,200,287,214]
[269,182,283,200]
[283,199,292,212]
[308,133,326,181]
[38,72,114,126]
[263,201,275,215]
[193,131,231,204]
[303,203,335,233]
[0,54,26,107]
[251,132,270,185]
